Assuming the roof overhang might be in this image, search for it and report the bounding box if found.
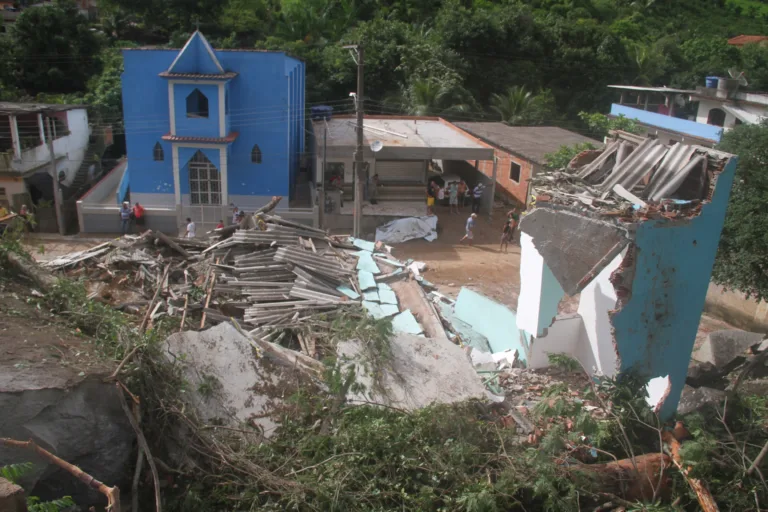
[159,71,237,81]
[608,85,696,95]
[314,117,494,161]
[162,132,239,144]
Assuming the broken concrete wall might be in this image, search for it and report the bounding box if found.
[527,314,591,369]
[612,155,738,418]
[577,252,624,377]
[517,232,565,337]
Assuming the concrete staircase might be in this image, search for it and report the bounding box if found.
[68,146,101,193]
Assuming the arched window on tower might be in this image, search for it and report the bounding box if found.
[186,89,209,118]
[153,142,164,161]
[251,144,262,164]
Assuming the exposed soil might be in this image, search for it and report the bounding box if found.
[0,275,113,392]
[394,205,522,310]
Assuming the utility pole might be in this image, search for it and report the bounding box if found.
[343,44,364,238]
[46,117,65,236]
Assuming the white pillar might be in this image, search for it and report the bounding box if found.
[218,83,225,137]
[172,145,181,206]
[219,147,228,206]
[38,114,46,144]
[488,156,497,216]
[9,115,21,159]
[168,82,176,135]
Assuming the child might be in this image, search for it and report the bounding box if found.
[460,213,477,246]
[215,220,224,230]
[500,209,518,253]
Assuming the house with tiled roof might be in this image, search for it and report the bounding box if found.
[727,35,768,47]
[111,31,305,233]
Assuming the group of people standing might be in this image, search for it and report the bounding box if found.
[459,208,520,252]
[427,179,485,216]
[119,201,145,235]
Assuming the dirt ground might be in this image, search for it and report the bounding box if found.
[0,276,113,391]
[395,205,522,310]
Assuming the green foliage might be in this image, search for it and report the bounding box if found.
[713,121,768,300]
[545,142,598,170]
[547,353,583,372]
[0,462,33,484]
[489,86,557,126]
[26,496,75,512]
[578,111,642,138]
[9,0,103,94]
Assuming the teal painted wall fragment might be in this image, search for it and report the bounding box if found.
[454,288,528,358]
[611,156,738,419]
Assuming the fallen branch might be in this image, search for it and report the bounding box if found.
[106,343,141,382]
[152,230,191,259]
[662,430,719,512]
[5,250,58,291]
[0,437,121,511]
[748,441,768,476]
[139,264,170,334]
[116,383,162,512]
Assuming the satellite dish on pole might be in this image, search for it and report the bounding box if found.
[370,140,384,153]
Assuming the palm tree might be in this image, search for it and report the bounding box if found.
[393,79,471,116]
[489,86,535,125]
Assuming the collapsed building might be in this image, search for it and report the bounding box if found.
[515,130,738,417]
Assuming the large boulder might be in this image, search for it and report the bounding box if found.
[338,332,487,410]
[163,322,318,438]
[0,376,134,506]
[677,385,727,416]
[695,329,765,373]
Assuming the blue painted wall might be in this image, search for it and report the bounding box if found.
[611,104,723,142]
[121,34,305,202]
[611,156,738,418]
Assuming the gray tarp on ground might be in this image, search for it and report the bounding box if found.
[375,216,438,244]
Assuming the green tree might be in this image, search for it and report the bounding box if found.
[489,86,557,125]
[10,0,103,94]
[578,111,642,138]
[740,42,768,92]
[392,78,472,117]
[545,142,598,169]
[712,121,768,300]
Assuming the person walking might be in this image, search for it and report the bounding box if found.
[460,213,477,246]
[500,209,519,253]
[184,217,196,238]
[231,206,240,225]
[472,183,485,214]
[369,173,380,204]
[120,201,131,235]
[449,181,459,214]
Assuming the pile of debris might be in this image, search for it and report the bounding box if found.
[43,211,367,354]
[530,130,728,220]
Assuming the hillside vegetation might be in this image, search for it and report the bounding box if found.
[1,0,767,131]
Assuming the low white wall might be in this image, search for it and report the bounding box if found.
[528,314,584,369]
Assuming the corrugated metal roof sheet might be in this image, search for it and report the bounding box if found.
[644,144,697,200]
[159,71,238,80]
[161,132,239,143]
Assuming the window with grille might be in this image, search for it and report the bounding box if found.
[188,151,221,205]
[153,142,164,161]
[509,161,521,182]
[251,144,262,164]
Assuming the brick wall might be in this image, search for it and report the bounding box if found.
[472,147,532,206]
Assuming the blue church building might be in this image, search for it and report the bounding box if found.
[119,31,305,231]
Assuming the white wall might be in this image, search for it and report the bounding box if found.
[13,109,91,186]
[516,232,565,337]
[695,99,738,129]
[576,251,624,377]
[528,314,585,369]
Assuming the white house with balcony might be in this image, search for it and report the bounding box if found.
[0,103,92,210]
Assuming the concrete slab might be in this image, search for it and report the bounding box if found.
[391,310,423,335]
[696,329,765,371]
[454,287,527,357]
[520,208,628,295]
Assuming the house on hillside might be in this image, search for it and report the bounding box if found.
[607,81,768,146]
[0,102,110,232]
[447,123,600,206]
[727,35,768,47]
[80,31,306,233]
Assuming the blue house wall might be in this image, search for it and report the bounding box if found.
[121,31,305,227]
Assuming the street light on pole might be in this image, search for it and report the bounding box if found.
[343,44,364,238]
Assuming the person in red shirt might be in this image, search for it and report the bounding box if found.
[132,202,145,227]
[215,220,224,229]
